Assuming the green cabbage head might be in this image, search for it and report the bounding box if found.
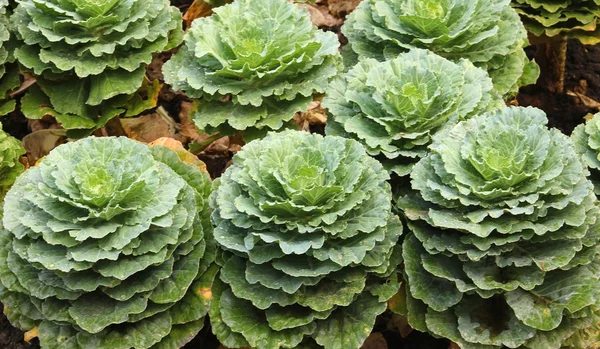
[396,106,600,349]
[163,0,342,137]
[324,49,504,177]
[343,0,540,97]
[0,122,24,202]
[209,130,403,349]
[512,0,600,44]
[572,113,600,195]
[12,0,184,136]
[0,137,216,349]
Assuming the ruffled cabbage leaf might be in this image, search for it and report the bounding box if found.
[0,122,24,204]
[0,0,19,115]
[12,0,184,136]
[209,130,403,349]
[324,49,504,177]
[343,0,540,97]
[0,137,216,349]
[512,0,600,44]
[163,0,342,137]
[396,106,600,349]
[573,113,600,195]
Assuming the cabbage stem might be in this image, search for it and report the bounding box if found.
[535,35,567,94]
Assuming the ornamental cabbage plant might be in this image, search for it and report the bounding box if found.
[163,0,342,137]
[396,106,600,349]
[512,0,600,44]
[0,0,19,116]
[12,0,184,136]
[0,122,24,203]
[0,137,216,349]
[342,0,539,97]
[324,49,503,177]
[572,113,600,195]
[209,130,403,349]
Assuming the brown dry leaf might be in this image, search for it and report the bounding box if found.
[204,136,230,155]
[22,129,67,165]
[120,108,177,143]
[294,100,327,131]
[183,0,213,28]
[304,3,343,27]
[327,0,361,18]
[305,101,327,125]
[9,72,36,99]
[361,332,388,349]
[179,101,202,142]
[28,118,59,133]
[448,342,462,349]
[149,137,208,173]
[566,90,600,110]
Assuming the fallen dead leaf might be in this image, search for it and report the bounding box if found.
[448,342,462,349]
[9,72,36,99]
[183,0,213,28]
[22,129,67,165]
[179,101,202,142]
[204,136,230,155]
[149,137,208,173]
[28,118,60,133]
[327,0,361,18]
[120,107,177,143]
[566,90,600,110]
[295,100,327,131]
[304,3,343,28]
[361,332,388,349]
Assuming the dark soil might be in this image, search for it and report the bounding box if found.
[518,39,600,135]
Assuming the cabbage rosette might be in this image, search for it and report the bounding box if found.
[343,0,539,97]
[209,130,403,349]
[12,0,184,136]
[512,0,600,44]
[324,49,503,177]
[0,137,216,348]
[397,107,600,349]
[163,0,342,136]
